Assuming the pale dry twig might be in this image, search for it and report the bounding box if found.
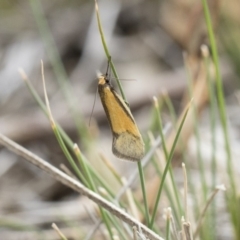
[0,133,164,240]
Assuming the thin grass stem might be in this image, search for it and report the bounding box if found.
[137,162,150,227]
[153,97,183,219]
[29,0,88,143]
[202,44,217,239]
[52,223,68,240]
[165,209,171,240]
[163,94,198,221]
[94,0,126,101]
[150,101,191,228]
[193,185,226,239]
[41,61,86,183]
[183,54,208,201]
[201,0,238,232]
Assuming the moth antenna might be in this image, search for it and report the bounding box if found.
[111,78,137,82]
[89,83,99,126]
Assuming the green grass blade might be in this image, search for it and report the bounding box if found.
[137,161,150,227]
[202,45,217,239]
[150,102,190,229]
[153,97,183,220]
[94,0,126,101]
[165,210,170,240]
[185,61,208,200]
[29,0,89,145]
[201,0,236,193]
[201,0,238,234]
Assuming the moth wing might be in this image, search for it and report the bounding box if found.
[113,132,145,161]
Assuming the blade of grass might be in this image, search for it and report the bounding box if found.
[163,93,199,227]
[150,100,191,229]
[183,54,211,239]
[99,153,123,185]
[41,61,86,183]
[165,209,171,240]
[73,144,96,190]
[161,92,186,221]
[98,185,133,240]
[137,162,150,227]
[162,91,176,127]
[193,185,226,239]
[168,208,179,240]
[201,44,217,240]
[0,132,165,240]
[100,210,114,240]
[219,19,240,82]
[75,146,125,240]
[150,156,179,227]
[94,0,125,101]
[106,214,129,240]
[201,0,238,234]
[29,0,89,146]
[201,0,235,193]
[42,62,115,240]
[183,54,208,201]
[153,97,183,220]
[52,223,68,240]
[182,163,188,223]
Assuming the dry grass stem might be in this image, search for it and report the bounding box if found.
[201,44,210,58]
[52,223,68,240]
[41,60,54,126]
[0,133,164,240]
[100,153,121,183]
[167,208,179,240]
[182,221,192,240]
[84,221,102,240]
[122,177,140,221]
[18,68,28,81]
[98,187,109,197]
[133,226,138,240]
[193,184,226,238]
[182,163,188,222]
[60,164,78,180]
[83,204,98,224]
